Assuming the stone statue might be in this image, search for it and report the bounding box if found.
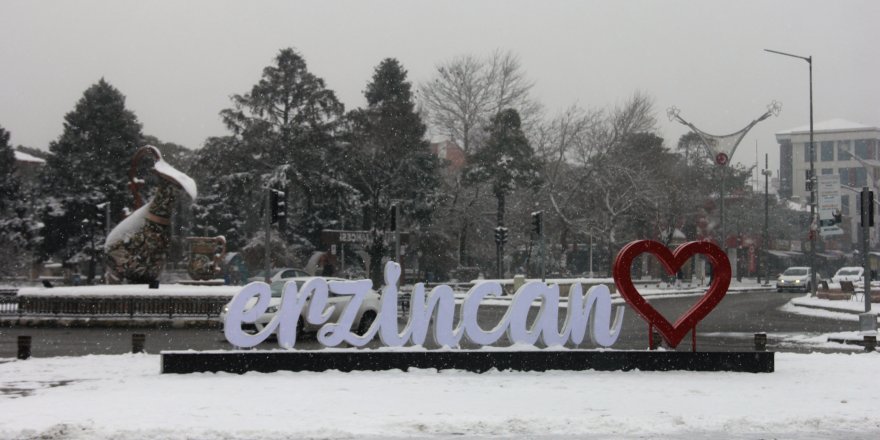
[104,146,197,284]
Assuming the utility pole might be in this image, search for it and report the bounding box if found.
[720,167,726,254]
[762,154,771,286]
[264,188,271,284]
[340,214,346,275]
[588,234,594,278]
[96,201,111,284]
[860,188,876,331]
[531,211,545,282]
[87,218,95,284]
[394,204,401,264]
[104,202,111,237]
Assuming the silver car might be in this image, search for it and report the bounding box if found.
[776,266,818,293]
[221,277,380,339]
[831,266,863,284]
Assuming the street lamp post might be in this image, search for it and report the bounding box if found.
[765,48,816,296]
[762,154,771,286]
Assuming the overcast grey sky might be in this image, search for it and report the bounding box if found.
[1,0,878,174]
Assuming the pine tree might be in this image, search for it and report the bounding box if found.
[465,109,540,277]
[345,58,440,284]
[187,136,260,250]
[467,109,541,227]
[0,125,35,276]
[40,79,143,261]
[0,125,19,213]
[214,48,352,249]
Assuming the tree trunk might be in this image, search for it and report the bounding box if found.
[496,190,505,278]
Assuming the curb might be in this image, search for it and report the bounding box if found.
[788,299,878,317]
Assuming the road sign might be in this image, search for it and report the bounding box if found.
[715,152,729,166]
[817,175,843,237]
[321,230,409,246]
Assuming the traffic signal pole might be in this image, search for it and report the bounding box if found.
[264,188,271,284]
[532,211,545,282]
[861,188,874,314]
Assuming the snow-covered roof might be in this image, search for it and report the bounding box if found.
[776,119,878,136]
[13,150,46,164]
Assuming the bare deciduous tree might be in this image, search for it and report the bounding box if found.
[419,50,540,268]
[419,50,540,154]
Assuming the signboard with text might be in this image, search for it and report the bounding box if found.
[817,174,843,237]
[321,229,410,246]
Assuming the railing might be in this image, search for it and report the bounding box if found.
[1,296,230,319]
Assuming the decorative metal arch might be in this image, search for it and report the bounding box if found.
[667,101,781,166]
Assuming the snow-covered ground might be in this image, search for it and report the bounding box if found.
[1,352,878,439]
[782,294,880,322]
[13,277,771,300]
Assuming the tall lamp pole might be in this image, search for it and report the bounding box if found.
[765,48,816,295]
[762,154,771,286]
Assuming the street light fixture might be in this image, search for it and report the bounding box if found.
[764,48,816,296]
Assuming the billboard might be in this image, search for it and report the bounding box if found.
[817,174,843,237]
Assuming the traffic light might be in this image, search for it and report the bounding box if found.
[531,211,543,235]
[270,189,285,224]
[389,204,397,231]
[93,204,105,229]
[494,226,508,245]
[860,189,875,227]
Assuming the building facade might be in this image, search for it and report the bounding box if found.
[776,119,880,248]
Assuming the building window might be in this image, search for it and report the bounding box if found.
[839,168,850,186]
[842,194,850,216]
[838,140,852,160]
[855,167,868,187]
[821,168,833,175]
[820,141,834,161]
[803,143,815,162]
[855,139,873,160]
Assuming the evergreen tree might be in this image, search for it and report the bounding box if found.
[188,136,260,250]
[216,48,353,249]
[465,109,540,277]
[344,58,440,284]
[466,109,541,228]
[40,79,143,261]
[0,125,19,213]
[0,125,37,276]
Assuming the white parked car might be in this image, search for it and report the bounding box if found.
[831,266,863,284]
[221,277,380,338]
[246,268,310,284]
[776,266,819,293]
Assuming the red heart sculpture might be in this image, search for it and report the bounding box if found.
[613,240,731,348]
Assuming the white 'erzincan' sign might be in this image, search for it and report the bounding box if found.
[224,262,624,349]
